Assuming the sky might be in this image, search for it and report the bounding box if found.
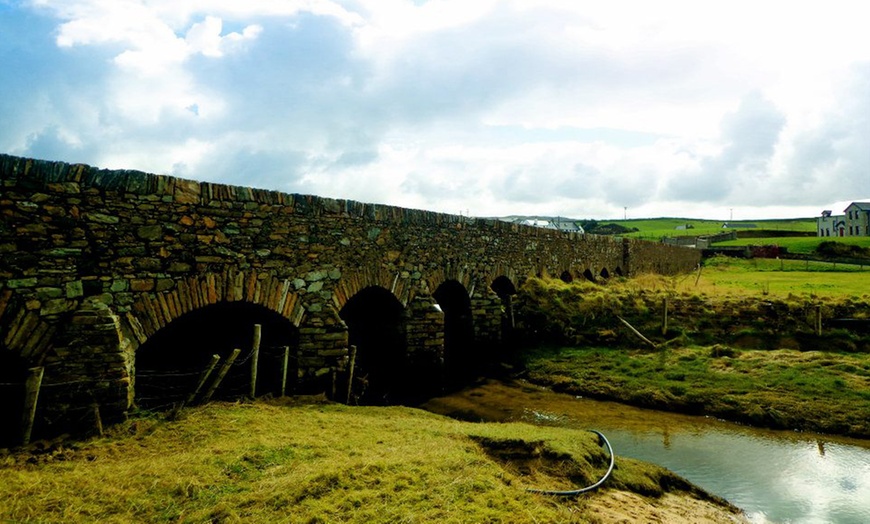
[1,0,868,220]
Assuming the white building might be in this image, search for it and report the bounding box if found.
[818,203,870,237]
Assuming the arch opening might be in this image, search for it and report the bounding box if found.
[559,270,574,283]
[491,276,517,298]
[433,280,475,385]
[614,266,624,277]
[491,275,519,344]
[135,302,299,410]
[583,269,596,282]
[0,351,29,447]
[600,267,611,279]
[340,286,408,405]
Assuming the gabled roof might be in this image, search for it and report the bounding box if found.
[846,202,870,211]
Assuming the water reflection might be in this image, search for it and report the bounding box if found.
[423,380,870,524]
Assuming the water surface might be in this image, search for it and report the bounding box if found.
[423,380,870,524]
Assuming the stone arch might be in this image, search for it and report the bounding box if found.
[423,266,475,305]
[583,268,596,282]
[333,268,418,311]
[0,289,58,365]
[614,266,624,277]
[135,301,300,409]
[600,267,611,279]
[339,285,409,404]
[126,270,305,347]
[433,279,475,384]
[560,270,574,283]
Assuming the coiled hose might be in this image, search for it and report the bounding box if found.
[526,430,615,496]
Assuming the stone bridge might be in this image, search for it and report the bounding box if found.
[0,154,700,443]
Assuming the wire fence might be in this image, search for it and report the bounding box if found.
[0,342,312,447]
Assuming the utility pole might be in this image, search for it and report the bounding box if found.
[624,207,627,220]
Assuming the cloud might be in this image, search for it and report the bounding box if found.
[3,1,870,220]
[665,92,787,204]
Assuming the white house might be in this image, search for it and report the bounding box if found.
[818,203,870,237]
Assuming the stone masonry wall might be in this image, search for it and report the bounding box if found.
[0,154,700,435]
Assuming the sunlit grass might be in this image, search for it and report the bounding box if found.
[0,400,733,524]
[691,256,870,297]
[716,236,870,254]
[607,217,817,241]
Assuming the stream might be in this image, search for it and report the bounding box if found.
[422,379,870,524]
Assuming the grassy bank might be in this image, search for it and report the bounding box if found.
[514,270,870,438]
[522,346,870,438]
[0,400,744,524]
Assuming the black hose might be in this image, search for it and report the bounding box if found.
[526,430,615,496]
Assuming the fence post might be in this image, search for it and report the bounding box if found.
[92,403,104,437]
[346,345,357,404]
[202,349,241,404]
[661,297,669,336]
[21,366,45,445]
[250,324,262,399]
[815,305,823,336]
[281,346,290,397]
[187,354,221,405]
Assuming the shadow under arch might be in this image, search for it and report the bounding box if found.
[135,302,299,410]
[491,275,519,348]
[0,351,29,447]
[560,270,574,283]
[339,286,408,405]
[433,280,475,385]
[600,267,611,279]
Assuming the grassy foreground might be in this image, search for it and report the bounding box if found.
[0,399,743,524]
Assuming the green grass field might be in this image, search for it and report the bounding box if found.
[716,236,870,254]
[696,256,870,297]
[604,217,817,240]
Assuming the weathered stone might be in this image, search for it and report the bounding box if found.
[7,277,37,288]
[167,262,192,273]
[36,287,63,300]
[130,279,155,292]
[155,279,174,292]
[40,298,76,316]
[85,212,119,224]
[137,225,163,240]
[65,280,84,298]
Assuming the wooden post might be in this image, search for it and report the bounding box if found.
[21,366,45,445]
[92,404,104,437]
[187,354,221,405]
[617,316,657,350]
[815,305,823,336]
[202,348,241,404]
[346,345,357,405]
[250,324,262,399]
[661,297,669,336]
[280,346,290,397]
